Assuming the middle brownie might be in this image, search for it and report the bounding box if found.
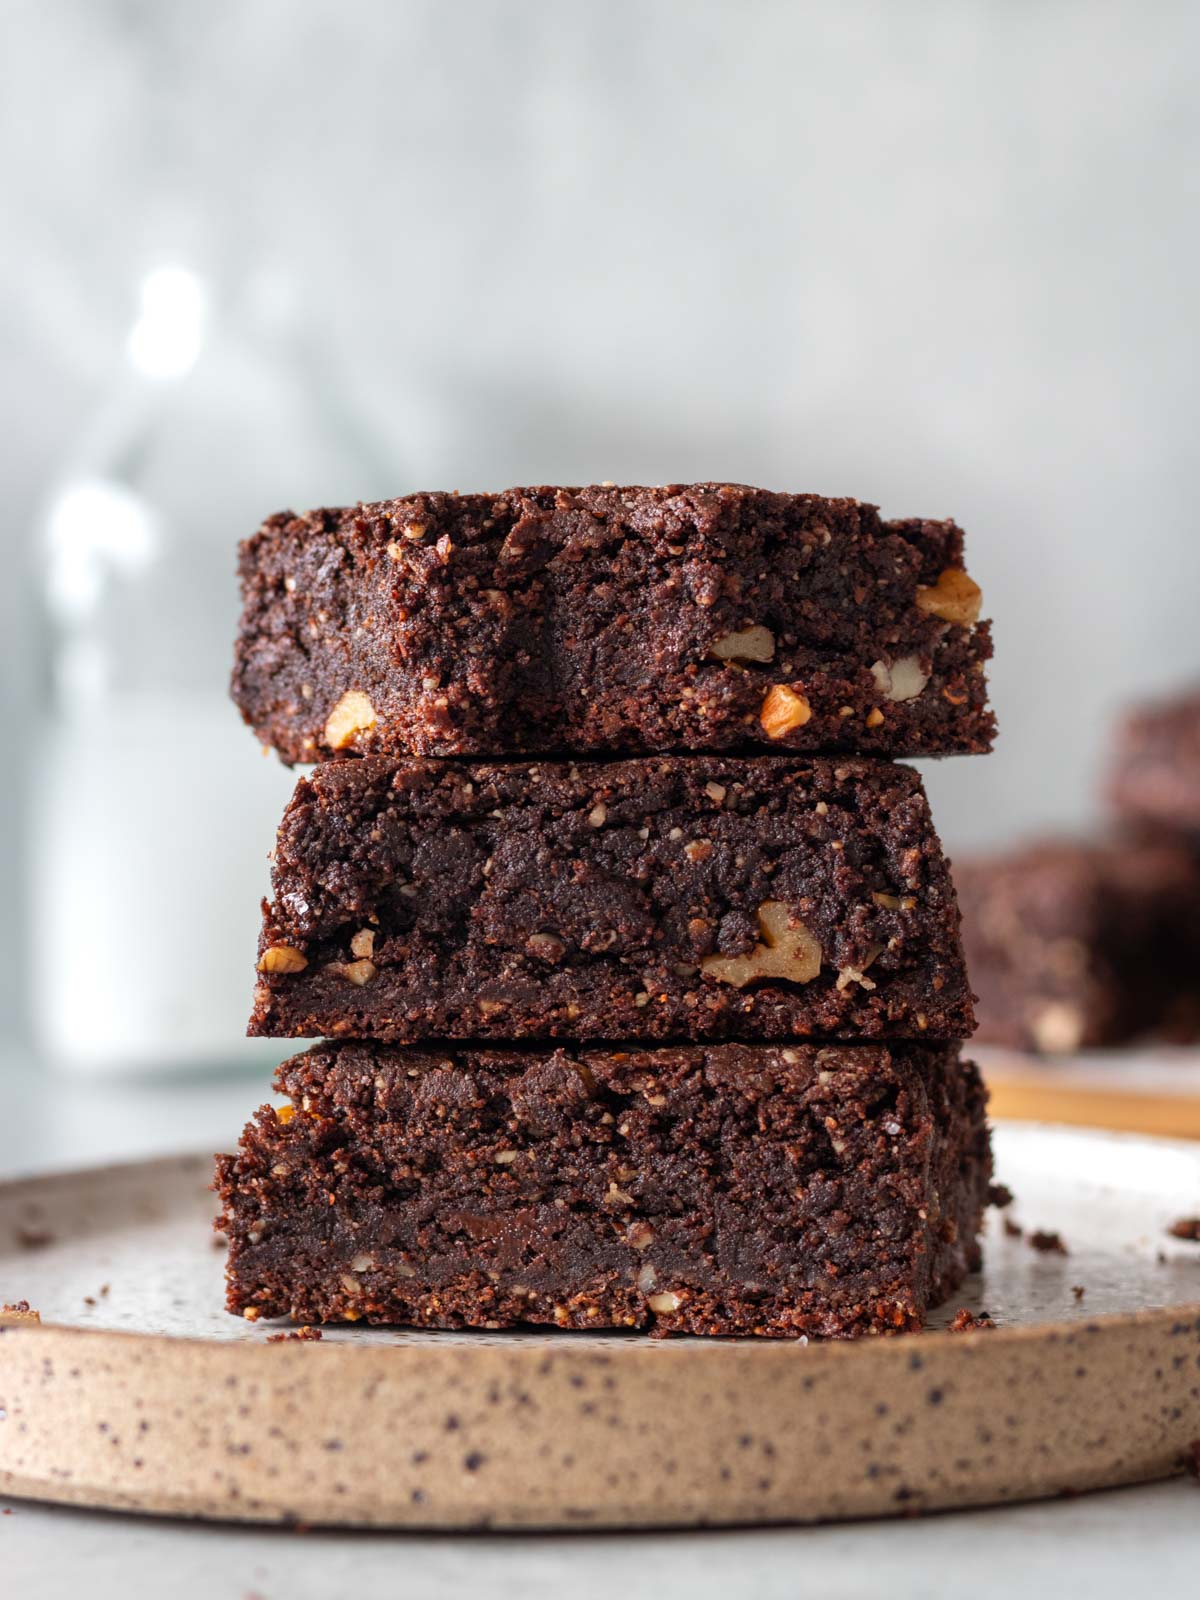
[252,755,971,1043]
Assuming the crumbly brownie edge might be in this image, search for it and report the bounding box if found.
[214,1041,992,1339]
[232,484,995,761]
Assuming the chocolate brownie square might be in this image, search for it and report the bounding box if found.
[955,838,1200,1052]
[232,484,994,761]
[1108,686,1200,838]
[215,1040,992,1339]
[249,755,974,1044]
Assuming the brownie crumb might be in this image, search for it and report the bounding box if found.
[948,1308,996,1332]
[1003,1216,1023,1239]
[1027,1229,1069,1256]
[266,1326,324,1343]
[1,1300,40,1324]
[1167,1217,1200,1241]
[987,1183,1014,1209]
[1071,1285,1086,1301]
[15,1227,53,1251]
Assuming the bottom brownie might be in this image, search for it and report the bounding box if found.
[215,1041,990,1339]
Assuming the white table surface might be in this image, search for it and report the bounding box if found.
[3,1056,1198,1598]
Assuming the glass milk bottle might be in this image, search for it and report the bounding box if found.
[31,265,390,1073]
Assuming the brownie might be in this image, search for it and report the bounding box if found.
[955,838,1200,1052]
[232,484,994,761]
[1108,686,1200,838]
[215,1039,992,1338]
[249,755,973,1044]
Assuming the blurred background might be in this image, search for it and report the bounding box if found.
[2,0,1199,1089]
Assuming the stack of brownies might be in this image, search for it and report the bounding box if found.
[216,484,996,1338]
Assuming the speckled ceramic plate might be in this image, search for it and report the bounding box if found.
[1,1122,1199,1529]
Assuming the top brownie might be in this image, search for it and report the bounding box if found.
[233,484,995,761]
[1108,686,1200,836]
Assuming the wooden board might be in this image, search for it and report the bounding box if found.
[980,1044,1200,1139]
[1,1122,1199,1529]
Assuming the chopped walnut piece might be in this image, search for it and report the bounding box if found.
[865,707,885,729]
[324,689,377,750]
[350,929,376,960]
[647,1290,682,1313]
[871,655,931,702]
[1030,1002,1085,1054]
[701,901,822,988]
[711,624,775,663]
[275,1104,296,1125]
[332,958,377,986]
[258,945,308,974]
[527,931,566,962]
[760,684,812,739]
[835,944,884,992]
[915,568,982,625]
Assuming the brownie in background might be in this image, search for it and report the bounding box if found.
[955,839,1200,1053]
[1109,685,1200,839]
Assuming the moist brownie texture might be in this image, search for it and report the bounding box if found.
[250,755,973,1044]
[232,484,994,762]
[1108,686,1200,838]
[215,1040,992,1338]
[955,838,1200,1053]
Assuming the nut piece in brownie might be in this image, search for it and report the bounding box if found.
[215,1040,992,1339]
[250,756,974,1044]
[1108,686,1200,838]
[233,484,994,761]
[955,838,1200,1053]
